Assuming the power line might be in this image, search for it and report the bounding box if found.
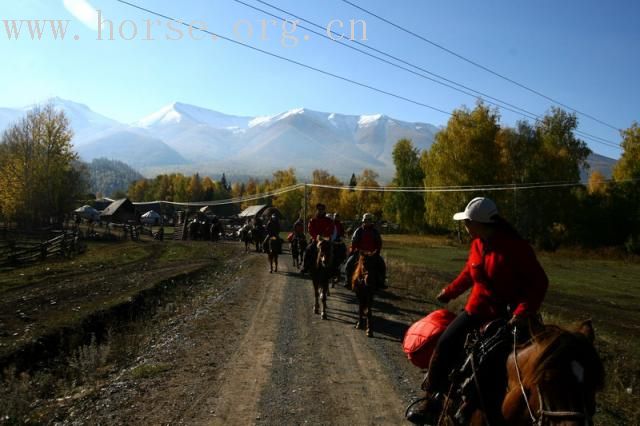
[117,1,619,151]
[339,0,623,133]
[232,0,620,150]
[131,176,638,207]
[132,183,305,207]
[116,0,451,117]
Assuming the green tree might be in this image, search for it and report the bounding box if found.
[187,173,204,201]
[384,139,425,231]
[0,104,87,226]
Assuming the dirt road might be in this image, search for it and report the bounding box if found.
[59,246,431,425]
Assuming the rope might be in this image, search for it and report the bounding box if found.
[512,327,538,424]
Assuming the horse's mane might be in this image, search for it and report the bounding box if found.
[351,255,367,289]
[522,324,605,391]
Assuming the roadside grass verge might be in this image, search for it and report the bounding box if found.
[383,234,640,424]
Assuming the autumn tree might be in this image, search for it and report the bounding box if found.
[310,169,343,214]
[269,168,303,222]
[0,104,88,226]
[613,122,640,182]
[422,102,500,229]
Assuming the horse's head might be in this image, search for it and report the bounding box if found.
[351,251,377,290]
[316,239,331,268]
[503,320,604,425]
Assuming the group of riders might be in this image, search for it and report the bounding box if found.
[240,203,388,290]
[297,203,388,290]
[238,197,599,425]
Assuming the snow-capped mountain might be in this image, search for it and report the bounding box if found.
[0,98,616,180]
[136,102,252,130]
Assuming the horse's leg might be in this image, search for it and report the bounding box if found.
[269,253,273,273]
[321,280,328,320]
[312,279,320,314]
[355,290,364,330]
[274,254,278,272]
[366,291,374,337]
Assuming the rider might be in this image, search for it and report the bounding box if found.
[293,217,305,237]
[301,203,334,273]
[264,213,281,249]
[406,197,549,425]
[266,213,280,237]
[331,213,345,242]
[344,213,387,289]
[331,213,347,281]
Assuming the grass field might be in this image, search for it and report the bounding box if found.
[382,234,640,424]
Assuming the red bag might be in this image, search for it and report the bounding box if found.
[402,309,456,369]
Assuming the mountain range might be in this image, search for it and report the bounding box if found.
[0,97,616,181]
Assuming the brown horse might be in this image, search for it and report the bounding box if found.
[265,236,282,273]
[310,239,332,320]
[501,320,604,425]
[351,251,381,337]
[421,319,604,426]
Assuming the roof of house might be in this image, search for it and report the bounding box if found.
[238,204,268,218]
[101,198,134,217]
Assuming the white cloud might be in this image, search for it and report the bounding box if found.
[63,0,99,31]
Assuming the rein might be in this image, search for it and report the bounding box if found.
[511,327,589,425]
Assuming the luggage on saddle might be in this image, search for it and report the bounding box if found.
[402,309,456,369]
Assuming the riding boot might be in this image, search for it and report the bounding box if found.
[405,392,444,425]
[406,346,448,424]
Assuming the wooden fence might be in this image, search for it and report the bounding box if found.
[0,230,85,267]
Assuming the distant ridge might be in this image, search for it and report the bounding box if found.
[0,98,617,181]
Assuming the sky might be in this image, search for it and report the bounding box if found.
[0,0,638,159]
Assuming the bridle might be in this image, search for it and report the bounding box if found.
[512,328,591,425]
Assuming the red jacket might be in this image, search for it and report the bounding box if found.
[308,215,333,240]
[351,225,382,252]
[442,233,548,320]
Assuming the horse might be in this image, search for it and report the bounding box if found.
[310,239,332,320]
[265,236,282,273]
[350,251,382,337]
[239,225,252,252]
[290,233,306,268]
[249,224,265,252]
[331,240,348,287]
[408,319,605,426]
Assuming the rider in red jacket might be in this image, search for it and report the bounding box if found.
[308,205,333,241]
[301,203,333,273]
[407,197,549,425]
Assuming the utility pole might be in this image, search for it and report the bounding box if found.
[303,183,308,235]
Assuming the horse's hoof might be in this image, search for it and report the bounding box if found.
[366,330,373,337]
[321,312,327,320]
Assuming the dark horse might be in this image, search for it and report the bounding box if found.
[410,319,605,425]
[265,236,282,273]
[239,225,252,252]
[310,239,332,320]
[350,251,382,337]
[290,234,306,269]
[249,224,265,252]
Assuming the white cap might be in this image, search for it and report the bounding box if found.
[453,197,498,223]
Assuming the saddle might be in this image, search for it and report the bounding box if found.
[445,319,513,424]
